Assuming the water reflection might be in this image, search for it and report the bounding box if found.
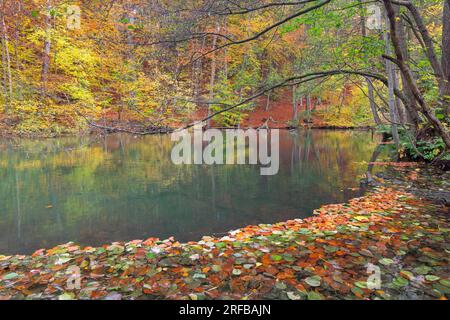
[0,130,384,254]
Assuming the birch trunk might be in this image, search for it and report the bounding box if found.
[41,0,52,99]
[396,9,420,130]
[292,85,298,121]
[359,0,382,125]
[1,32,8,112]
[266,91,271,111]
[442,0,450,117]
[0,1,12,112]
[384,9,400,149]
[207,23,221,128]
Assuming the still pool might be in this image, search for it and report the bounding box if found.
[0,129,385,254]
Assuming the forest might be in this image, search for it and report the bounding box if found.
[0,0,449,303]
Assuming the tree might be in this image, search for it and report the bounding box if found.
[40,0,52,99]
[442,0,450,118]
[382,0,450,148]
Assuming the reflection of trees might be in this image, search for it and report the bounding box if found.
[365,144,385,183]
[286,129,384,199]
[15,171,21,240]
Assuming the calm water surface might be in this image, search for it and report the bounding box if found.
[0,130,384,254]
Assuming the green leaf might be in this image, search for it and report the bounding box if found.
[413,266,432,275]
[2,272,19,280]
[307,291,324,300]
[146,253,156,260]
[275,281,287,290]
[287,291,303,300]
[212,265,222,272]
[270,254,283,261]
[379,258,394,266]
[282,254,295,262]
[215,242,226,249]
[305,276,322,287]
[354,281,367,289]
[439,279,450,287]
[392,277,409,287]
[58,293,75,300]
[425,275,440,282]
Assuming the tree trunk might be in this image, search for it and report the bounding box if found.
[396,10,420,130]
[393,68,405,123]
[193,29,206,102]
[124,7,137,119]
[0,0,12,113]
[384,9,400,149]
[306,94,312,122]
[442,0,450,118]
[401,1,445,91]
[292,85,298,121]
[359,0,382,125]
[1,32,8,112]
[266,91,271,111]
[390,4,403,125]
[41,0,52,100]
[207,23,220,128]
[400,0,449,118]
[367,79,381,125]
[1,17,12,102]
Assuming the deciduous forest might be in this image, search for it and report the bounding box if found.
[0,0,449,303]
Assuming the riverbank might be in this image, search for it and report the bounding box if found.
[0,91,373,138]
[0,165,448,300]
[0,119,372,138]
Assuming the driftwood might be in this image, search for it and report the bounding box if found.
[77,111,173,135]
